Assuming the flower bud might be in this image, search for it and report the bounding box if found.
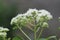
[40,17,44,22]
[42,22,49,28]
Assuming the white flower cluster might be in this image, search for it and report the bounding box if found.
[24,9,38,16]
[11,14,27,25]
[0,27,9,37]
[36,9,53,22]
[11,9,53,25]
[0,32,7,37]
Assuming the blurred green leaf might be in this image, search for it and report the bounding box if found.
[8,38,11,40]
[0,36,3,40]
[12,36,23,40]
[13,26,18,30]
[47,36,57,40]
[37,38,48,40]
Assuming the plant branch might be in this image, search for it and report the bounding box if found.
[34,31,36,40]
[17,25,31,40]
[3,37,6,40]
[36,27,40,32]
[26,25,34,31]
[38,28,44,39]
[34,26,37,40]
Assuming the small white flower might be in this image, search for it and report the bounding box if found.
[47,14,53,20]
[0,27,9,37]
[0,27,9,32]
[38,9,51,16]
[3,28,9,31]
[36,9,53,22]
[15,14,23,19]
[25,8,38,16]
[11,14,27,25]
[0,27,4,31]
[0,32,7,37]
[10,17,17,25]
[16,14,27,22]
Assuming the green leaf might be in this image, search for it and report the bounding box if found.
[37,38,48,40]
[8,38,11,40]
[13,26,18,30]
[0,36,3,40]
[47,36,56,40]
[12,36,23,40]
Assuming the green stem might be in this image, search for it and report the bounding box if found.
[34,31,36,40]
[47,37,57,40]
[15,33,24,40]
[36,27,40,32]
[34,27,36,40]
[17,25,31,40]
[38,28,44,39]
[3,37,6,40]
[47,36,57,40]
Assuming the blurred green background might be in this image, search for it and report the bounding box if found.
[0,0,18,39]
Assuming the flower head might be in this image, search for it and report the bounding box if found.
[0,27,9,37]
[36,9,53,22]
[10,14,27,25]
[0,27,9,32]
[38,9,50,16]
[0,32,7,37]
[25,8,38,16]
[10,8,53,29]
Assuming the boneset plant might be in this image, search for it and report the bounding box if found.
[10,9,57,40]
[0,27,10,40]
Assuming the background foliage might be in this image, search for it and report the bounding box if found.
[0,0,18,39]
